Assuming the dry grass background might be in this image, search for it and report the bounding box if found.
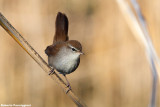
[0,0,160,107]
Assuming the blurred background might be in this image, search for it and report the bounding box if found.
[0,0,160,107]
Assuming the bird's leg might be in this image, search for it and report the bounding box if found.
[48,68,55,75]
[63,74,71,93]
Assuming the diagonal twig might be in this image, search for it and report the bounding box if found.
[0,12,87,107]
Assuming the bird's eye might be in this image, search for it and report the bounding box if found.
[71,48,76,51]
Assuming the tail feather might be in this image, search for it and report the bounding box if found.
[53,12,69,44]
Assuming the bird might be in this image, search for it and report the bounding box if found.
[45,12,84,92]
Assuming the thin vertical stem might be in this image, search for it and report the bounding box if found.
[116,0,159,107]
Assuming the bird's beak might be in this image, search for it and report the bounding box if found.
[79,51,85,55]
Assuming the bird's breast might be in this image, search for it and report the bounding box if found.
[48,50,80,74]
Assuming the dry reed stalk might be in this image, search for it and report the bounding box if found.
[116,0,159,107]
[0,12,87,107]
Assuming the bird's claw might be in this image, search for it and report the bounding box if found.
[48,69,55,75]
[65,84,72,94]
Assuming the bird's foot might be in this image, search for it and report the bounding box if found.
[48,69,55,75]
[66,83,72,94]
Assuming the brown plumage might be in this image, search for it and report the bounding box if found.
[66,40,82,52]
[45,12,83,59]
[45,40,82,57]
[53,12,69,44]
